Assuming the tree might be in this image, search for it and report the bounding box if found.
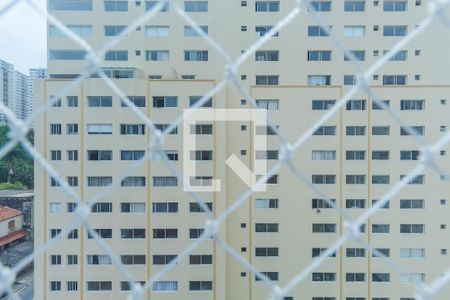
[0,126,34,189]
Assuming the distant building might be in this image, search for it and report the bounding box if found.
[0,205,25,251]
[0,59,47,127]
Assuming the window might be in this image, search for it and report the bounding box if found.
[307,51,331,61]
[154,124,178,135]
[255,272,279,281]
[346,150,365,160]
[190,124,213,135]
[153,176,178,186]
[384,0,407,11]
[104,25,126,36]
[346,126,366,136]
[255,223,279,232]
[50,123,62,135]
[104,0,128,11]
[87,255,112,265]
[400,248,425,258]
[189,281,212,291]
[67,176,78,187]
[308,26,331,36]
[312,175,336,184]
[50,177,61,187]
[312,198,336,209]
[121,150,145,160]
[346,99,366,110]
[255,150,278,160]
[346,199,365,208]
[152,150,179,161]
[121,255,146,265]
[50,229,62,238]
[373,100,390,110]
[146,50,169,61]
[383,25,407,36]
[87,124,112,135]
[346,248,365,257]
[255,1,280,12]
[121,176,146,187]
[401,99,424,110]
[400,126,424,136]
[385,50,407,61]
[49,0,92,11]
[312,99,335,110]
[346,273,366,282]
[184,1,208,12]
[49,50,87,60]
[50,150,61,161]
[383,75,407,85]
[120,96,146,107]
[256,126,279,135]
[87,150,112,161]
[372,248,390,257]
[67,202,78,213]
[145,1,169,11]
[400,199,424,209]
[312,248,336,258]
[153,255,177,265]
[88,228,112,239]
[49,202,62,214]
[344,0,365,11]
[344,26,365,37]
[372,199,390,208]
[256,26,279,37]
[50,281,61,291]
[372,175,390,184]
[344,75,356,85]
[372,273,390,282]
[400,150,420,160]
[255,50,279,61]
[87,281,112,291]
[67,255,78,265]
[49,25,93,37]
[121,228,146,239]
[87,96,113,107]
[400,224,424,233]
[184,25,208,36]
[145,26,169,37]
[308,75,331,85]
[312,273,336,281]
[50,254,61,265]
[152,202,178,213]
[121,281,146,291]
[400,174,425,184]
[65,150,76,161]
[372,151,389,160]
[189,96,213,107]
[121,202,145,213]
[312,150,336,160]
[184,50,208,61]
[105,50,128,61]
[91,202,112,213]
[87,176,112,187]
[67,96,78,107]
[255,198,279,209]
[372,126,390,136]
[153,229,178,239]
[310,1,332,11]
[372,224,390,233]
[190,202,213,212]
[255,247,279,257]
[313,126,336,136]
[400,273,425,283]
[344,50,365,61]
[256,75,279,85]
[346,175,365,184]
[152,281,178,292]
[66,124,78,135]
[120,124,145,135]
[313,223,336,233]
[153,96,177,108]
[256,99,279,110]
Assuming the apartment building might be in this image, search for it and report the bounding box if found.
[34,0,450,299]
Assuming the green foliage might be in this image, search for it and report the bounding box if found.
[0,182,27,190]
[0,126,34,189]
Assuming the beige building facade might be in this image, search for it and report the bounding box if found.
[35,0,450,299]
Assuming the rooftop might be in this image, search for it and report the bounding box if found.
[0,205,22,222]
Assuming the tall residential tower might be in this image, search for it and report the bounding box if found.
[35,1,450,299]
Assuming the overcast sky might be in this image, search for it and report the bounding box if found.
[0,0,47,74]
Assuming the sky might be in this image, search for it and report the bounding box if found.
[0,0,47,74]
